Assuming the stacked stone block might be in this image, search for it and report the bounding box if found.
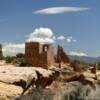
[25,42,54,69]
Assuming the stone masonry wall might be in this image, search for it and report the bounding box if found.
[57,45,70,64]
[25,42,54,69]
[0,44,3,59]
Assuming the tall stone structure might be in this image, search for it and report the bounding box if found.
[0,44,3,59]
[57,45,70,64]
[25,42,54,69]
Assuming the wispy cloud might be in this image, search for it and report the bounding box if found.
[57,35,66,40]
[69,51,88,56]
[33,7,90,14]
[57,35,76,43]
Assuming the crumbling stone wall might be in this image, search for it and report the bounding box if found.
[25,42,54,69]
[57,45,70,64]
[0,44,3,59]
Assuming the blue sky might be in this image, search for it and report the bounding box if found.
[0,0,100,57]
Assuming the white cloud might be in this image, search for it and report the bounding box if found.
[66,38,71,43]
[57,35,66,40]
[2,43,25,56]
[2,28,77,56]
[27,27,55,44]
[34,7,90,14]
[69,51,88,56]
[52,36,56,40]
[73,40,77,42]
[2,27,55,56]
[57,35,76,43]
[66,36,76,43]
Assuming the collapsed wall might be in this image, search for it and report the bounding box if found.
[0,44,3,59]
[57,45,70,64]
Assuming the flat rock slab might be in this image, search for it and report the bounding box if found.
[0,65,52,84]
[0,82,23,100]
[82,72,96,78]
[0,66,36,84]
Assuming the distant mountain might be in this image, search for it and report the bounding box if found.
[68,55,100,64]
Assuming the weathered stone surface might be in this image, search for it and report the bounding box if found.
[0,66,37,84]
[57,45,70,65]
[82,72,96,79]
[25,42,54,69]
[21,68,60,95]
[19,81,79,100]
[0,66,58,85]
[0,44,3,59]
[61,71,81,82]
[60,70,100,89]
[0,82,23,100]
[96,71,100,81]
[0,65,60,97]
[1,63,100,100]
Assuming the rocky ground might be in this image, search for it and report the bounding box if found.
[0,82,22,100]
[0,61,100,100]
[0,61,47,99]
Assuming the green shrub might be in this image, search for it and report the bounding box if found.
[16,53,24,58]
[5,56,16,63]
[17,58,32,67]
[17,58,26,66]
[15,53,27,66]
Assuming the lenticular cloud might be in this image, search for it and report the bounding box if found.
[34,7,90,14]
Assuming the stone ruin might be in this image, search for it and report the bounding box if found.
[0,44,3,60]
[25,42,54,69]
[57,45,70,67]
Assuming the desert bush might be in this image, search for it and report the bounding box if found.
[5,56,16,63]
[70,60,92,71]
[4,53,25,64]
[16,53,24,58]
[17,58,33,67]
[61,85,91,100]
[17,58,27,66]
[70,60,83,72]
[15,53,28,66]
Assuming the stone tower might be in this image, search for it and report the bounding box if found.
[0,44,3,59]
[25,42,54,69]
[57,45,70,64]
